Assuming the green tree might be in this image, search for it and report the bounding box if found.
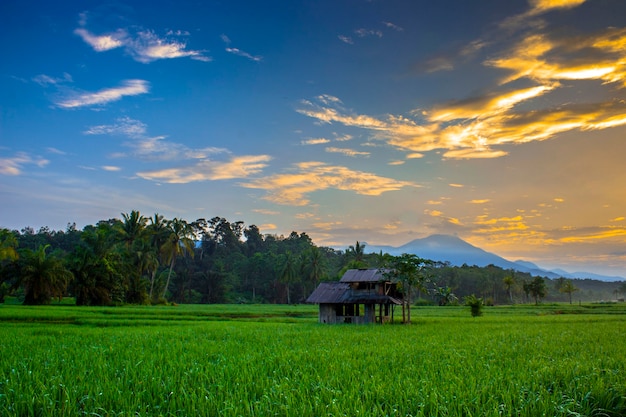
[0,229,19,302]
[279,251,299,304]
[302,246,326,297]
[118,210,148,249]
[19,244,73,305]
[503,273,515,304]
[0,229,19,262]
[383,254,432,324]
[527,276,547,305]
[559,279,579,304]
[146,213,169,300]
[161,218,195,299]
[69,224,124,306]
[345,241,368,269]
[433,285,457,306]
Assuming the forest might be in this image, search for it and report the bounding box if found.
[1,211,624,306]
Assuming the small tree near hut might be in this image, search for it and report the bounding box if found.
[382,254,432,324]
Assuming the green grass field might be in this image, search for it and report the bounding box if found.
[1,302,625,416]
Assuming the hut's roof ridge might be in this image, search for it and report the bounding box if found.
[339,268,390,283]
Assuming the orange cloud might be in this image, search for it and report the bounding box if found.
[137,155,271,183]
[560,228,626,242]
[298,8,626,160]
[242,162,420,206]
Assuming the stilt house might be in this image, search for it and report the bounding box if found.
[306,268,402,324]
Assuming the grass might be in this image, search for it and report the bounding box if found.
[1,302,625,416]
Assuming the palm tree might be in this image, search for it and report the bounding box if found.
[20,244,73,305]
[161,218,195,299]
[118,210,148,249]
[346,241,367,268]
[503,273,515,304]
[147,213,169,299]
[134,238,160,301]
[0,229,19,262]
[279,251,298,304]
[69,225,123,306]
[433,285,457,306]
[559,279,579,304]
[303,246,325,296]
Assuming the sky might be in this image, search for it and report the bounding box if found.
[1,0,626,277]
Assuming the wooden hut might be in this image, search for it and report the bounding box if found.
[306,269,402,324]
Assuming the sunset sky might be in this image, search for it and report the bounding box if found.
[2,0,626,276]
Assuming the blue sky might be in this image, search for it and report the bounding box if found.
[2,0,626,276]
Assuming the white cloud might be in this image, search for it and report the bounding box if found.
[221,34,262,62]
[130,30,209,63]
[56,79,149,109]
[382,21,404,31]
[0,152,49,176]
[325,147,370,157]
[84,117,147,138]
[225,47,262,62]
[84,117,227,161]
[338,35,354,44]
[74,27,125,51]
[355,28,383,38]
[46,147,67,155]
[32,73,72,86]
[74,14,210,63]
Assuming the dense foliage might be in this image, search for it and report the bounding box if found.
[1,213,624,305]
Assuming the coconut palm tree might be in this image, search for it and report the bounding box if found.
[118,210,148,249]
[161,218,195,299]
[147,213,169,299]
[20,244,73,305]
[503,273,515,304]
[346,241,367,268]
[280,251,298,304]
[303,246,325,296]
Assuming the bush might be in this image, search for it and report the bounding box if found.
[464,294,484,317]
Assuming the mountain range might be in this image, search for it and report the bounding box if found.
[356,234,624,282]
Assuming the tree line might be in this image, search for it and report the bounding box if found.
[1,212,624,305]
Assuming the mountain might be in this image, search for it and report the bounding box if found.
[359,234,624,282]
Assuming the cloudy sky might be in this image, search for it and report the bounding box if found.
[2,0,626,276]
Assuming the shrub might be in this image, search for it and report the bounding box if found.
[465,294,484,317]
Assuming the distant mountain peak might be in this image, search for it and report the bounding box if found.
[357,234,623,281]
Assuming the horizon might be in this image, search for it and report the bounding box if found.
[2,0,626,278]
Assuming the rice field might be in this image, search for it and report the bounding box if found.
[1,303,625,416]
